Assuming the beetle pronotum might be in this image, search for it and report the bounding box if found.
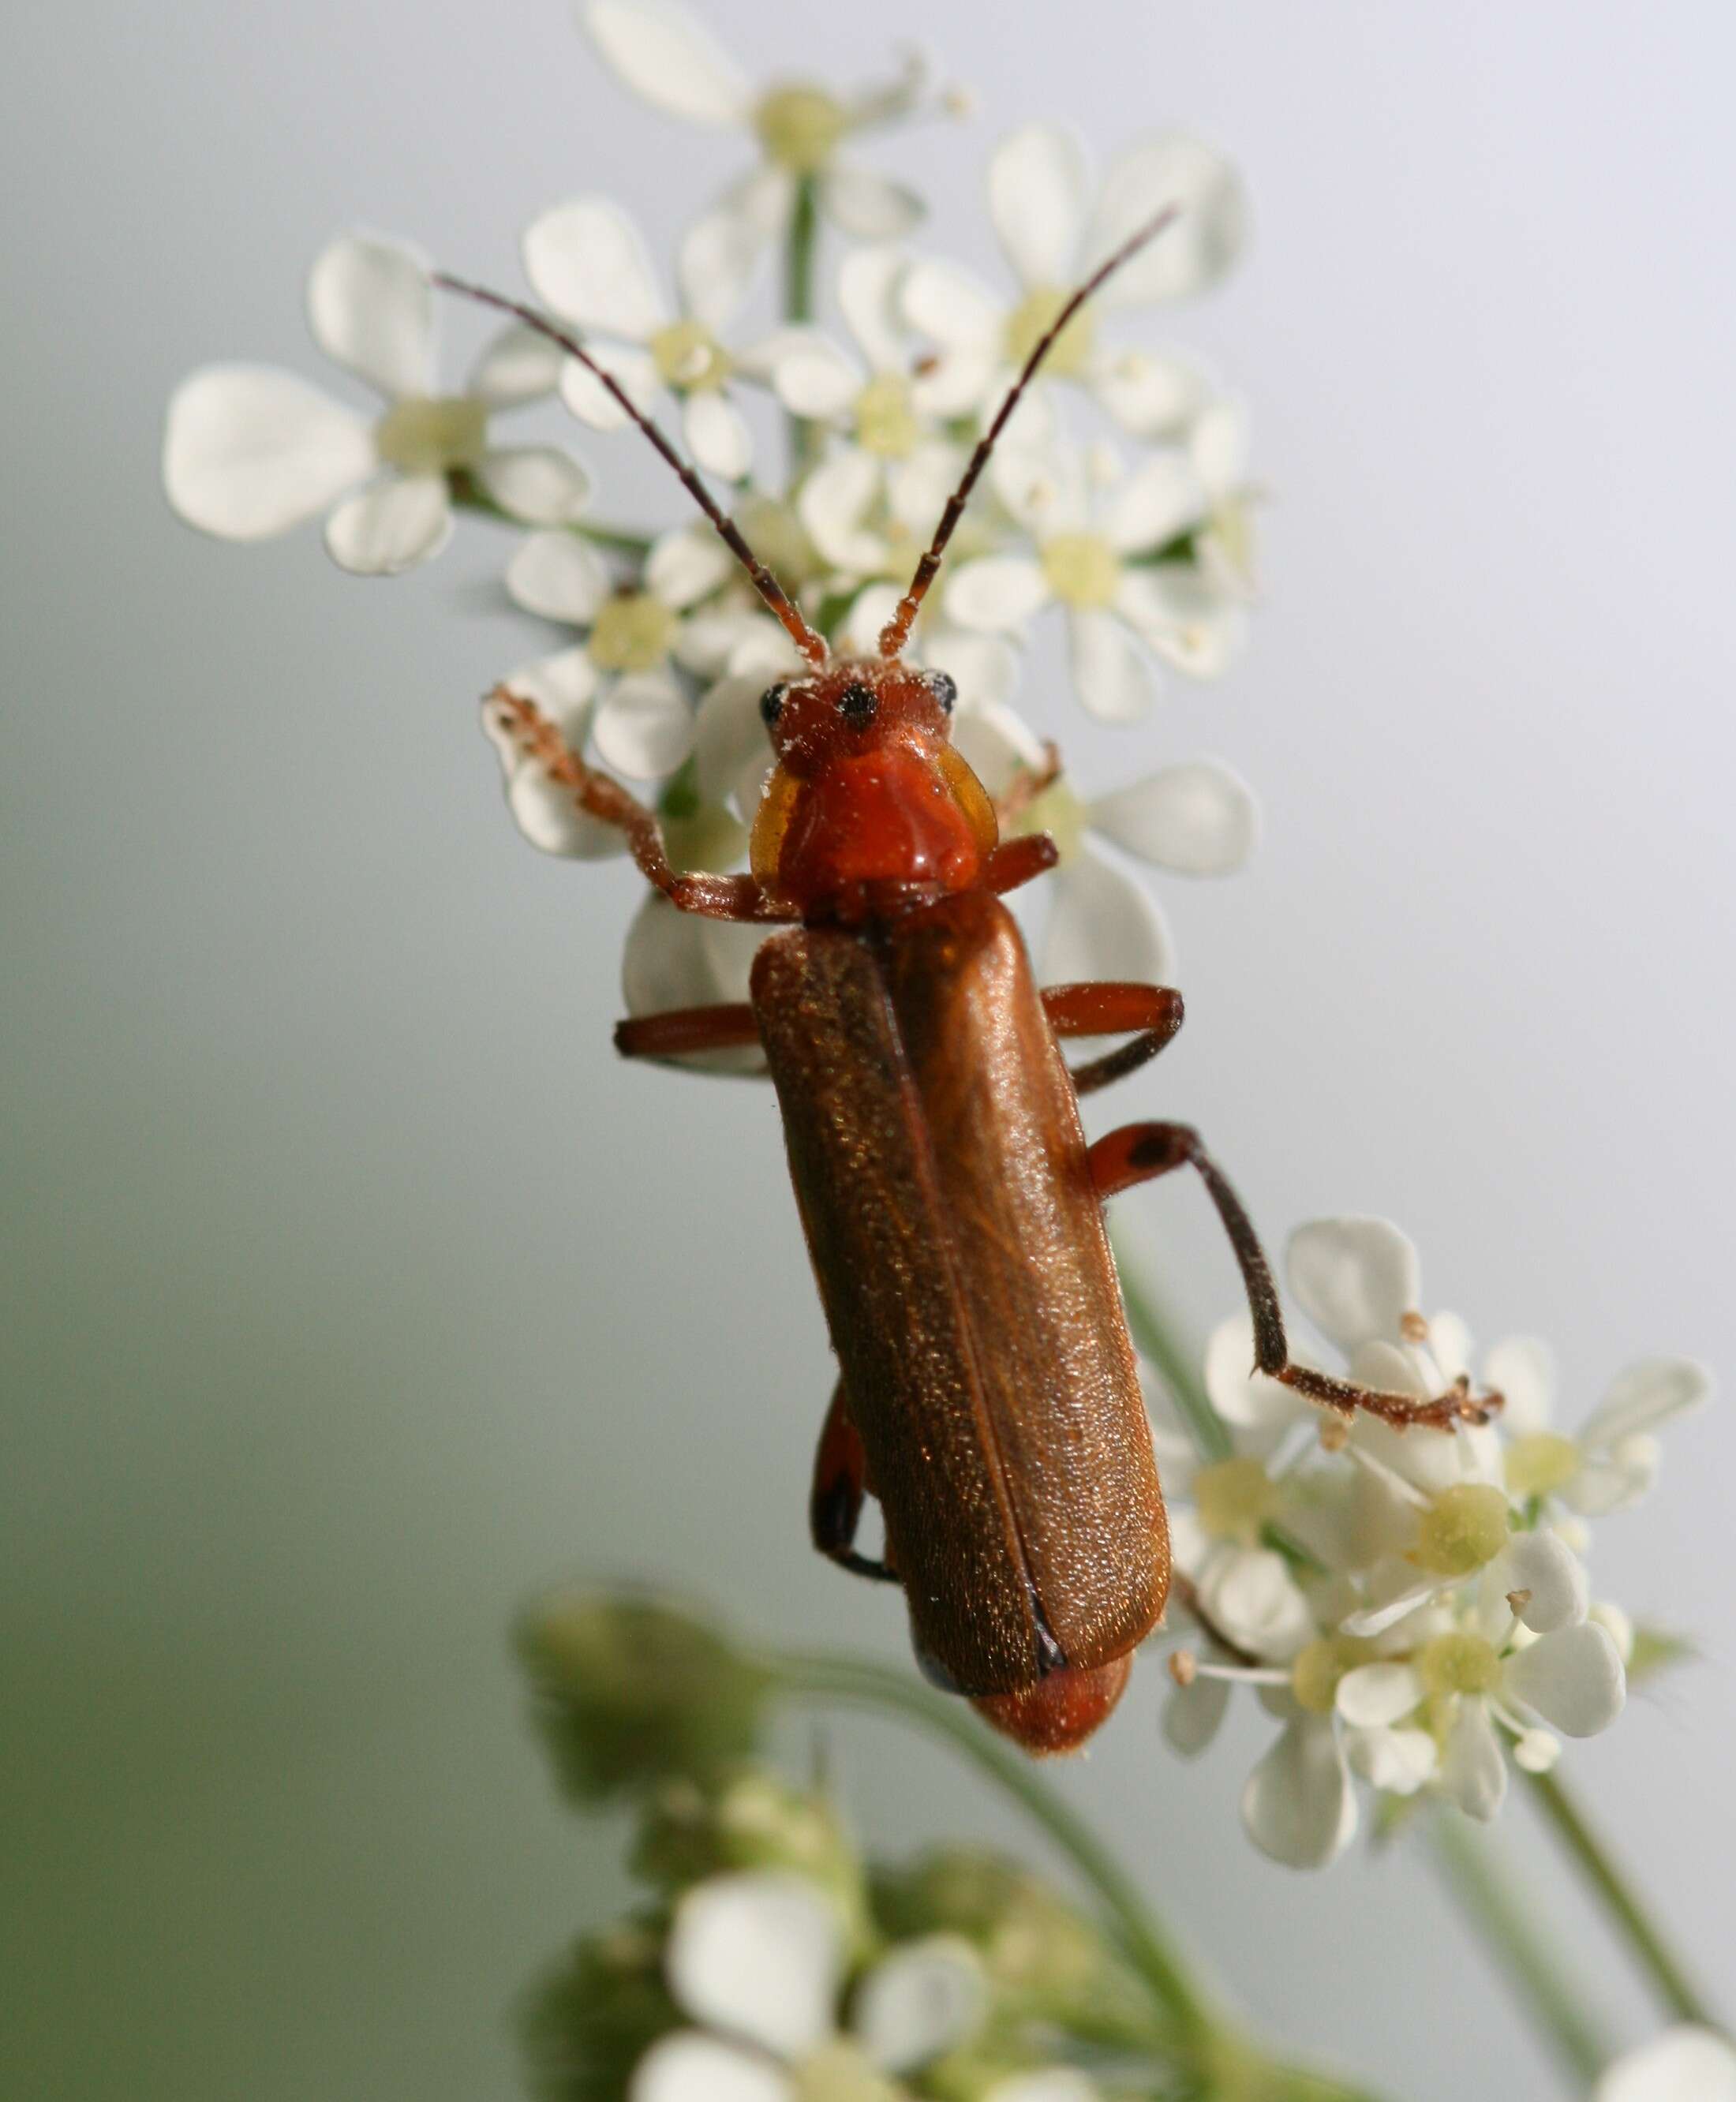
[439,208,1495,1754]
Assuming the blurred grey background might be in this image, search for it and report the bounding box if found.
[5,3,1733,2096]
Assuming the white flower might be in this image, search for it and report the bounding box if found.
[503,522,757,781]
[900,122,1246,432]
[955,692,1258,985]
[1596,2027,1736,2102]
[947,441,1247,721]
[1491,1337,1712,1517]
[524,196,794,480]
[584,2,957,245]
[630,1869,986,2102]
[164,233,590,574]
[783,248,966,585]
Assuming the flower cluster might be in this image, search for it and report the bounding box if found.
[163,0,1261,1021]
[1148,1215,1709,1869]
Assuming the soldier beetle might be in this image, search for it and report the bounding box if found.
[439,209,1494,1754]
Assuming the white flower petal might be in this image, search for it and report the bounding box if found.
[837,245,911,375]
[719,163,797,240]
[901,257,1002,353]
[305,232,434,398]
[1580,1359,1712,1449]
[929,630,1023,714]
[1200,1545,1314,1662]
[468,321,565,406]
[677,610,773,679]
[695,675,773,810]
[1347,1724,1438,1795]
[947,698,1042,799]
[1596,2026,1736,2102]
[1192,398,1251,496]
[945,555,1049,633]
[1480,1336,1556,1435]
[831,584,901,659]
[1087,133,1248,309]
[593,675,694,779]
[1040,848,1174,989]
[621,894,765,1073]
[682,389,753,479]
[473,445,593,526]
[1425,1310,1476,1384]
[1562,1438,1661,1517]
[1502,1622,1626,1737]
[819,163,924,240]
[163,366,375,540]
[678,209,762,332]
[1203,1313,1301,1434]
[665,1871,841,2059]
[1163,1670,1231,1756]
[485,659,617,860]
[1089,761,1259,877]
[1440,1700,1508,1821]
[524,196,668,340]
[1513,1728,1561,1775]
[1113,567,1246,679]
[991,441,1087,534]
[647,522,736,609]
[798,448,885,574]
[772,341,862,420]
[1489,1532,1588,1636]
[989,124,1087,291]
[1241,1715,1356,1870]
[1091,347,1208,439]
[1286,1217,1421,1356]
[1103,452,1206,553]
[583,0,752,126]
[1335,1662,1423,1730]
[629,2030,792,2102]
[1068,608,1154,724]
[558,342,662,430]
[983,2074,1102,2102]
[1340,1572,1444,1641]
[852,1935,986,2074]
[885,443,964,537]
[324,472,451,574]
[506,530,612,623]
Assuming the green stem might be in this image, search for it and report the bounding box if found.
[769,1646,1213,2042]
[1113,1237,1233,1463]
[1427,1811,1608,2084]
[782,174,821,474]
[1525,1767,1719,2029]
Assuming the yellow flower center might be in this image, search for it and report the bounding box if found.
[374,394,488,473]
[853,372,919,459]
[1412,1483,1512,1577]
[1003,285,1096,380]
[1291,1635,1375,1715]
[650,319,731,393]
[754,84,849,172]
[1418,1632,1502,1699]
[1012,779,1087,864]
[1194,1456,1279,1543]
[1040,531,1121,609]
[589,591,677,673]
[792,2041,900,2102]
[1505,1433,1581,1500]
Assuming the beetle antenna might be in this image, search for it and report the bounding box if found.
[877,204,1180,659]
[433,271,828,668]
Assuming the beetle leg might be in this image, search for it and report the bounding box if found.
[983,832,1061,896]
[810,1380,899,1583]
[1043,982,1185,1096]
[487,686,797,923]
[614,1004,761,1061]
[1088,1120,1498,1434]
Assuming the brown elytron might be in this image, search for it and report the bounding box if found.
[440,204,1497,1754]
[756,892,1168,1697]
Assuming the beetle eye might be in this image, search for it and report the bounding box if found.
[926,669,957,715]
[759,681,788,727]
[838,681,877,725]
